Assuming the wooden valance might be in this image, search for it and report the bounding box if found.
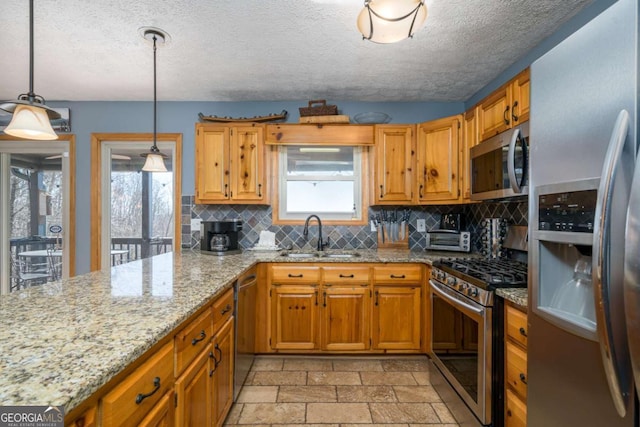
[264,124,374,146]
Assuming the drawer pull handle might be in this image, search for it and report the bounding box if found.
[374,290,379,306]
[315,290,319,306]
[512,101,519,122]
[221,304,232,315]
[135,377,160,404]
[503,105,511,125]
[191,330,206,346]
[519,327,527,337]
[323,291,327,307]
[519,373,527,384]
[288,273,304,278]
[339,274,355,278]
[390,274,405,279]
[258,183,262,197]
[379,185,384,199]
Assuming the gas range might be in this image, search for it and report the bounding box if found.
[431,257,528,306]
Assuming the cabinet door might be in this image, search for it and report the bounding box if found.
[196,126,230,202]
[505,388,527,427]
[372,285,421,350]
[139,390,175,427]
[511,68,530,126]
[211,317,234,427]
[478,85,511,142]
[271,285,320,350]
[175,348,211,427]
[375,125,414,204]
[321,285,370,351]
[461,108,478,201]
[416,115,461,203]
[230,126,266,202]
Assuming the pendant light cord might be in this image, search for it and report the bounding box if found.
[28,0,35,98]
[152,34,158,152]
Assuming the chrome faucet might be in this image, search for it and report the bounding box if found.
[303,214,328,251]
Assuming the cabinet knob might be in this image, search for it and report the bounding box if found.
[519,327,527,337]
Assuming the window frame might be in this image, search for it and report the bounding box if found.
[273,145,370,225]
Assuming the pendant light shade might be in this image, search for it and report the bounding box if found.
[4,104,58,140]
[357,0,427,44]
[139,27,170,172]
[1,0,60,140]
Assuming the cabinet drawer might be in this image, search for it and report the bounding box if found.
[175,307,214,376]
[506,340,528,399]
[505,388,527,427]
[101,341,174,427]
[212,288,234,332]
[506,304,528,348]
[271,265,321,284]
[373,265,422,283]
[68,406,97,427]
[323,266,370,284]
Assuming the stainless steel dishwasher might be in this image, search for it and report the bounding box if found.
[234,268,257,400]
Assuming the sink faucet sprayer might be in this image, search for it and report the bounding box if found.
[303,214,328,251]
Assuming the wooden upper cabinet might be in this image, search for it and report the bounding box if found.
[230,126,265,201]
[416,115,461,203]
[461,107,479,202]
[195,123,267,204]
[374,125,414,204]
[196,127,229,202]
[478,68,530,143]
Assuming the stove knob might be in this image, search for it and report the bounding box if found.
[459,282,467,291]
[447,277,457,287]
[469,288,479,297]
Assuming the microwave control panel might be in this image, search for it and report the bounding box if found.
[539,189,597,232]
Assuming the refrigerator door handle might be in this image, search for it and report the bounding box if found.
[507,127,522,193]
[593,109,631,417]
[624,141,640,395]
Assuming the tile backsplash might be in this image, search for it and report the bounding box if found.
[182,196,528,253]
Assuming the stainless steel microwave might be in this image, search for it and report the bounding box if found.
[470,122,529,201]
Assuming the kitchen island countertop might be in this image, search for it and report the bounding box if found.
[0,248,463,414]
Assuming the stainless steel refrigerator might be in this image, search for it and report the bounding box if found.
[528,0,639,425]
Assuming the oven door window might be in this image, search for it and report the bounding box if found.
[432,293,480,401]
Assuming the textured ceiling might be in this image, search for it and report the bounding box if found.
[0,0,594,102]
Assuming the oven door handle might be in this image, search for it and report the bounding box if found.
[429,280,483,315]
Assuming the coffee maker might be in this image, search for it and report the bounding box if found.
[200,219,243,255]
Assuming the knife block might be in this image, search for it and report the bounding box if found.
[376,223,409,249]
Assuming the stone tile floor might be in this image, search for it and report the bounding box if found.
[224,355,464,427]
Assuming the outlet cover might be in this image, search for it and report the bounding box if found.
[191,218,202,232]
[416,219,426,232]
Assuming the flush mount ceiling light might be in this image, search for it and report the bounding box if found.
[357,0,427,44]
[0,0,60,140]
[139,27,170,172]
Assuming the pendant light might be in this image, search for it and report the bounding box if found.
[357,0,427,44]
[140,28,169,172]
[0,0,60,140]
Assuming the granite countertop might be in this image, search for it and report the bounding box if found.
[0,248,467,414]
[496,287,528,309]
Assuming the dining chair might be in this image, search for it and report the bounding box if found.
[9,255,50,291]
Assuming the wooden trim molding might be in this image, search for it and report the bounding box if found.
[265,124,374,146]
[90,133,182,271]
[0,134,76,277]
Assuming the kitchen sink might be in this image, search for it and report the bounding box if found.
[279,252,319,258]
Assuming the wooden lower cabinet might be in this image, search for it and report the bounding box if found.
[67,406,97,427]
[139,390,175,427]
[175,347,211,427]
[505,302,528,426]
[372,285,421,350]
[505,388,527,427]
[101,341,174,427]
[321,285,371,351]
[211,317,235,427]
[270,285,320,350]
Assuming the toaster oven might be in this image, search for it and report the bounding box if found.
[425,230,471,252]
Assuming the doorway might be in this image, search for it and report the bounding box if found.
[0,135,76,294]
[90,133,182,271]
